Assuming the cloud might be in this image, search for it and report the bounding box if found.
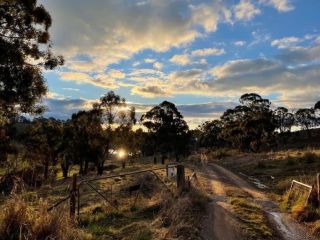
[260,0,294,12]
[170,54,191,66]
[211,58,281,78]
[144,58,156,63]
[278,43,320,64]
[271,37,302,49]
[131,85,171,98]
[62,88,80,92]
[153,62,163,70]
[42,0,231,75]
[107,69,126,79]
[191,48,226,57]
[59,72,119,89]
[234,41,246,46]
[234,0,261,21]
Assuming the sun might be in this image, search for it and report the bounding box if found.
[117,149,126,159]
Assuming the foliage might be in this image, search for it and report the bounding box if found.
[0,0,63,119]
[198,120,224,148]
[64,109,106,175]
[23,117,63,179]
[295,108,316,131]
[273,107,294,133]
[219,93,275,152]
[141,101,190,160]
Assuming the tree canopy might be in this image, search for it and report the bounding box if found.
[0,0,63,119]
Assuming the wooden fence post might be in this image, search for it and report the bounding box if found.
[177,165,185,190]
[317,173,320,204]
[70,173,77,223]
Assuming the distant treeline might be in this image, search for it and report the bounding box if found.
[197,93,320,152]
[0,92,319,182]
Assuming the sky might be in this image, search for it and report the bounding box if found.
[40,0,320,128]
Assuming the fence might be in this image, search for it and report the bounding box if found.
[47,164,197,222]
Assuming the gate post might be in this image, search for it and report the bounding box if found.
[177,165,185,190]
[70,173,77,223]
[317,173,320,204]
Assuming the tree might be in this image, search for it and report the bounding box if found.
[315,101,320,126]
[0,0,63,168]
[220,93,275,152]
[141,101,190,161]
[0,0,63,118]
[198,120,224,148]
[295,108,316,137]
[273,107,294,133]
[24,117,63,180]
[94,91,136,174]
[66,109,106,175]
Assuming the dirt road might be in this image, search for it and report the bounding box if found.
[199,163,316,240]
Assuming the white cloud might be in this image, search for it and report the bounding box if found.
[170,54,190,66]
[62,88,80,92]
[234,0,261,21]
[42,0,230,75]
[144,58,156,63]
[153,62,163,70]
[107,69,126,79]
[260,0,294,12]
[191,48,225,57]
[234,41,246,46]
[59,72,119,89]
[131,85,171,98]
[271,37,302,49]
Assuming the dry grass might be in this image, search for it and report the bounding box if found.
[159,187,210,240]
[0,195,90,240]
[226,187,274,240]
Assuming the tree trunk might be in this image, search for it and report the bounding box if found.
[44,160,49,180]
[61,160,69,178]
[84,159,89,175]
[97,160,104,175]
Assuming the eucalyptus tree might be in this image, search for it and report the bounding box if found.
[24,117,63,179]
[273,107,295,133]
[198,120,224,148]
[220,93,275,152]
[141,101,190,161]
[0,0,63,167]
[93,91,136,173]
[295,108,316,137]
[0,0,63,119]
[65,109,106,175]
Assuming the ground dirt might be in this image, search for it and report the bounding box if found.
[199,162,316,240]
